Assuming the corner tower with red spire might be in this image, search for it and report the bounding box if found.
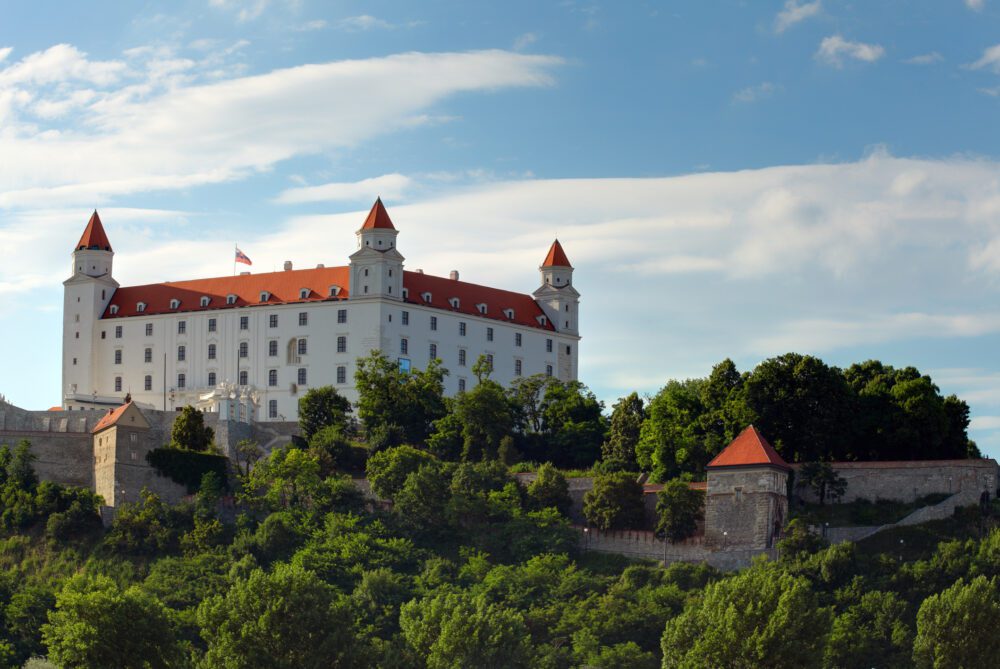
[533,239,580,379]
[349,198,405,300]
[63,211,120,409]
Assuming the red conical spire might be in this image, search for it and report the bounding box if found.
[541,239,571,268]
[76,210,112,252]
[706,425,790,470]
[360,197,396,230]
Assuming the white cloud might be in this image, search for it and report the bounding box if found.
[816,35,885,67]
[0,44,126,87]
[336,15,394,31]
[0,47,12,64]
[966,0,985,11]
[968,44,1000,73]
[513,33,538,51]
[971,416,1000,430]
[210,0,270,22]
[774,1,822,34]
[904,51,943,65]
[297,20,327,31]
[275,174,412,204]
[733,81,779,103]
[0,48,563,208]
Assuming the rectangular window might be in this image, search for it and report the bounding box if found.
[430,316,437,331]
[208,318,217,332]
[269,399,278,419]
[239,342,248,358]
[268,369,278,387]
[144,348,152,363]
[515,333,522,347]
[101,331,106,339]
[336,366,346,384]
[458,349,466,366]
[515,359,522,376]
[144,375,152,391]
[177,373,186,388]
[268,340,278,357]
[458,378,466,392]
[299,312,308,326]
[546,364,553,377]
[208,344,216,360]
[145,323,153,336]
[240,316,249,330]
[337,336,346,353]
[298,338,307,355]
[114,350,122,365]
[115,326,123,339]
[178,320,186,334]
[208,372,216,387]
[114,377,122,392]
[486,354,493,370]
[402,310,409,326]
[297,368,307,385]
[239,370,248,385]
[269,314,278,328]
[566,345,571,355]
[487,327,493,342]
[177,345,185,361]
[546,338,553,353]
[400,338,408,354]
[429,343,437,359]
[337,309,347,324]
[459,322,466,336]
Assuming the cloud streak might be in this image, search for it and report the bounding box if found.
[816,35,885,66]
[774,1,822,34]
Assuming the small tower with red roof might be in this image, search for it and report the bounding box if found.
[63,211,120,409]
[533,239,580,333]
[349,198,405,300]
[704,425,790,551]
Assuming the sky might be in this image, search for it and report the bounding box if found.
[1,1,999,457]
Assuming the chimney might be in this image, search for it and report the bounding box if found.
[283,261,293,271]
[449,270,459,281]
[415,269,424,274]
[316,263,325,269]
[240,271,250,276]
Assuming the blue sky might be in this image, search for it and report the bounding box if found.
[1,1,999,457]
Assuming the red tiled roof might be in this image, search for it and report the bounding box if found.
[707,425,790,470]
[360,198,395,230]
[47,406,64,412]
[92,402,132,434]
[76,210,113,252]
[541,239,571,268]
[102,266,352,318]
[404,270,554,330]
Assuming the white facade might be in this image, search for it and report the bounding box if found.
[62,203,581,421]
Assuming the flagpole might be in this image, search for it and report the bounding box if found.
[234,243,237,276]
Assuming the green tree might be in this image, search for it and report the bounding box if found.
[231,438,263,479]
[400,591,534,669]
[4,585,55,664]
[797,462,848,505]
[637,379,707,480]
[105,488,185,555]
[912,575,1000,669]
[298,385,352,441]
[366,445,437,499]
[583,471,645,531]
[355,350,448,446]
[655,479,704,544]
[42,575,185,669]
[538,380,607,468]
[242,445,324,511]
[601,392,646,470]
[661,562,831,668]
[198,563,358,668]
[451,378,516,461]
[526,462,572,515]
[169,405,215,451]
[308,424,352,475]
[824,591,912,669]
[6,440,38,490]
[394,462,453,536]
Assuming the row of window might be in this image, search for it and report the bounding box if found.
[106,309,348,339]
[116,364,351,394]
[112,336,349,364]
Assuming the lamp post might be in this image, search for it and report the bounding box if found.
[583,526,589,551]
[723,531,728,551]
[899,538,905,563]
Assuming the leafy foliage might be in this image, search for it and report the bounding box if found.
[169,405,215,452]
[655,479,704,544]
[298,385,352,441]
[583,471,645,531]
[146,447,228,494]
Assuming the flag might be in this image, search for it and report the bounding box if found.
[235,247,252,266]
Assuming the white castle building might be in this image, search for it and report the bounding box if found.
[62,200,580,421]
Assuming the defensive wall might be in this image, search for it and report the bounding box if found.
[578,528,773,571]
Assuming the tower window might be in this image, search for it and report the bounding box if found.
[400,338,408,355]
[430,316,437,331]
[114,350,122,365]
[458,349,466,366]
[566,345,571,355]
[239,342,248,358]
[269,400,278,418]
[208,371,216,386]
[239,370,248,385]
[177,373,186,389]
[459,322,466,336]
[337,336,347,353]
[336,366,346,384]
[429,343,437,359]
[515,359,522,376]
[546,339,553,352]
[515,333,522,347]
[114,377,122,392]
[208,344,216,360]
[485,354,493,370]
[268,340,278,357]
[268,369,278,387]
[546,364,553,377]
[297,368,307,385]
[297,338,307,355]
[402,310,409,325]
[177,345,185,361]
[486,327,493,342]
[458,378,466,392]
[144,348,152,363]
[101,331,106,339]
[116,325,123,338]
[144,375,152,391]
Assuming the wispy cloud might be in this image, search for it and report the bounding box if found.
[275,174,412,204]
[513,33,538,52]
[774,1,822,34]
[968,44,1000,73]
[966,0,986,11]
[733,81,779,103]
[816,35,885,67]
[209,0,270,22]
[336,15,394,31]
[904,51,943,65]
[0,47,12,64]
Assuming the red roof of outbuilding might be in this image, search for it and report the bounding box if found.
[92,402,132,434]
[360,198,396,230]
[541,239,572,268]
[707,425,790,470]
[76,211,113,252]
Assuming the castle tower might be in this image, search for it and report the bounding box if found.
[349,198,404,300]
[63,211,119,408]
[92,401,151,507]
[704,425,790,551]
[533,240,579,336]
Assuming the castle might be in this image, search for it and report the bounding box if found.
[62,200,580,421]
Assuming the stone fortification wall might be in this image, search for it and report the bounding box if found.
[704,467,787,550]
[578,528,771,572]
[0,401,103,488]
[791,459,998,504]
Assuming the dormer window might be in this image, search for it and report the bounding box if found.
[537,315,547,326]
[299,288,310,299]
[422,292,432,303]
[259,291,270,303]
[503,308,514,320]
[200,296,210,307]
[476,303,487,315]
[226,294,237,305]
[136,302,146,313]
[169,299,180,309]
[109,305,119,315]
[329,285,342,297]
[449,297,460,309]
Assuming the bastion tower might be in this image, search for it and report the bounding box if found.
[533,240,580,380]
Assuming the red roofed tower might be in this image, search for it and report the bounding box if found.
[349,198,405,301]
[533,239,580,380]
[703,425,790,551]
